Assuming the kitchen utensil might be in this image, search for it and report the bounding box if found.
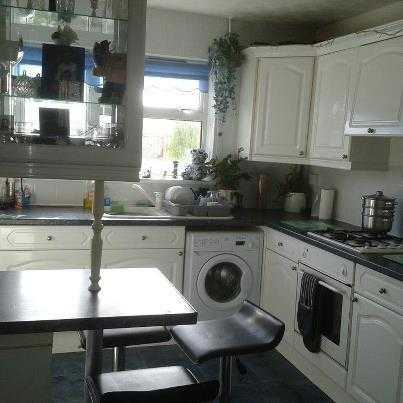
[318,189,336,220]
[361,191,396,233]
[284,192,306,213]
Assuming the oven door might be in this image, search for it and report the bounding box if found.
[294,263,352,367]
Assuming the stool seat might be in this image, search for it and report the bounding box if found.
[85,366,219,403]
[80,327,171,349]
[171,301,285,363]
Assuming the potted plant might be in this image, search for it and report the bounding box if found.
[276,165,308,213]
[209,32,243,122]
[207,150,250,206]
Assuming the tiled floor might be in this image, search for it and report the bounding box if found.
[52,344,333,402]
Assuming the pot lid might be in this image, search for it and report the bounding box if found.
[361,190,396,202]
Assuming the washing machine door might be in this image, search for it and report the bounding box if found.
[197,253,253,311]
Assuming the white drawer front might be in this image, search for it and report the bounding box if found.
[355,264,402,315]
[0,250,91,271]
[299,243,354,285]
[265,228,305,262]
[102,226,185,249]
[0,226,91,250]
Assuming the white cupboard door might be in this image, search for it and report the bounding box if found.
[346,36,403,136]
[101,249,184,292]
[252,57,313,158]
[0,250,90,271]
[261,250,297,345]
[309,49,355,161]
[347,295,403,403]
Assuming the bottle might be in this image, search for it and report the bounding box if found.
[83,181,95,211]
[104,184,112,213]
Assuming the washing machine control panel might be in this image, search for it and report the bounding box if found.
[191,232,261,251]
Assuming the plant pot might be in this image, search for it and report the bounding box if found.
[284,192,306,213]
[218,189,237,207]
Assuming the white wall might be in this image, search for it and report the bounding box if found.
[310,139,403,237]
[316,2,403,40]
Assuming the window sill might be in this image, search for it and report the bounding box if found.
[140,178,213,186]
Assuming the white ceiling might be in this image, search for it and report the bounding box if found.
[147,0,398,26]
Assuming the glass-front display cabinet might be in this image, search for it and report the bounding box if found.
[0,0,146,180]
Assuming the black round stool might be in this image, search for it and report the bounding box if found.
[79,327,171,371]
[85,366,219,403]
[170,300,285,403]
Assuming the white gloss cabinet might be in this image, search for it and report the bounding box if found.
[347,295,403,403]
[308,48,390,170]
[101,249,184,291]
[251,57,314,159]
[309,49,354,162]
[261,250,297,346]
[345,36,403,136]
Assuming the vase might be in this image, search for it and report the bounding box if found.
[284,192,306,213]
[218,189,237,207]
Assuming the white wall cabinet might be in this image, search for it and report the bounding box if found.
[308,48,390,170]
[261,250,297,345]
[252,57,314,159]
[0,1,146,181]
[347,295,403,403]
[345,36,403,136]
[102,249,184,291]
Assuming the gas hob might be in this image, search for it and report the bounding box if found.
[308,230,403,254]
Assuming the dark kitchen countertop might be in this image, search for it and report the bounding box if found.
[0,206,401,282]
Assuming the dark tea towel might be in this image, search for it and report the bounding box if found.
[297,272,322,353]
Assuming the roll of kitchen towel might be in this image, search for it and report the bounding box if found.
[297,272,322,353]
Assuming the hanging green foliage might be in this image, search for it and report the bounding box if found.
[209,32,243,122]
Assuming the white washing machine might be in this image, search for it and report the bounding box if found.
[183,230,263,320]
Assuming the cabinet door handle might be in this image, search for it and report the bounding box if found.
[367,127,376,134]
[341,154,348,160]
[379,288,387,294]
[291,265,297,271]
[178,251,183,256]
[277,241,283,247]
[47,235,53,241]
[298,150,304,156]
[141,235,147,240]
[352,297,358,303]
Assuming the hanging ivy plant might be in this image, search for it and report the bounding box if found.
[209,32,243,122]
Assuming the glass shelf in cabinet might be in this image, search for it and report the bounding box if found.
[0,93,125,107]
[0,3,128,23]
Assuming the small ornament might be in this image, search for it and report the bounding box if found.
[89,0,98,17]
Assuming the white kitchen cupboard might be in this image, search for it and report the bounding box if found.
[345,36,403,136]
[237,47,315,163]
[0,1,146,181]
[0,250,90,271]
[101,249,184,291]
[347,294,403,403]
[308,48,390,170]
[261,249,297,345]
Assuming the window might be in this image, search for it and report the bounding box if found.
[142,70,208,179]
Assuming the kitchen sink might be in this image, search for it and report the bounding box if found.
[103,206,171,219]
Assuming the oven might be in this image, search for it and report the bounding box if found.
[294,263,352,368]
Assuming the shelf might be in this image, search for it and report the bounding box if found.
[0,93,124,107]
[0,3,128,23]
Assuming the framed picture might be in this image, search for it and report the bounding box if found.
[39,108,70,138]
[41,44,85,101]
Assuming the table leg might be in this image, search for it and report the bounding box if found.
[84,329,103,403]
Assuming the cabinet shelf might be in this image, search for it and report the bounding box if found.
[0,3,128,23]
[0,93,124,107]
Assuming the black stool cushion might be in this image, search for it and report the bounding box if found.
[85,366,219,403]
[171,300,285,363]
[79,327,171,349]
